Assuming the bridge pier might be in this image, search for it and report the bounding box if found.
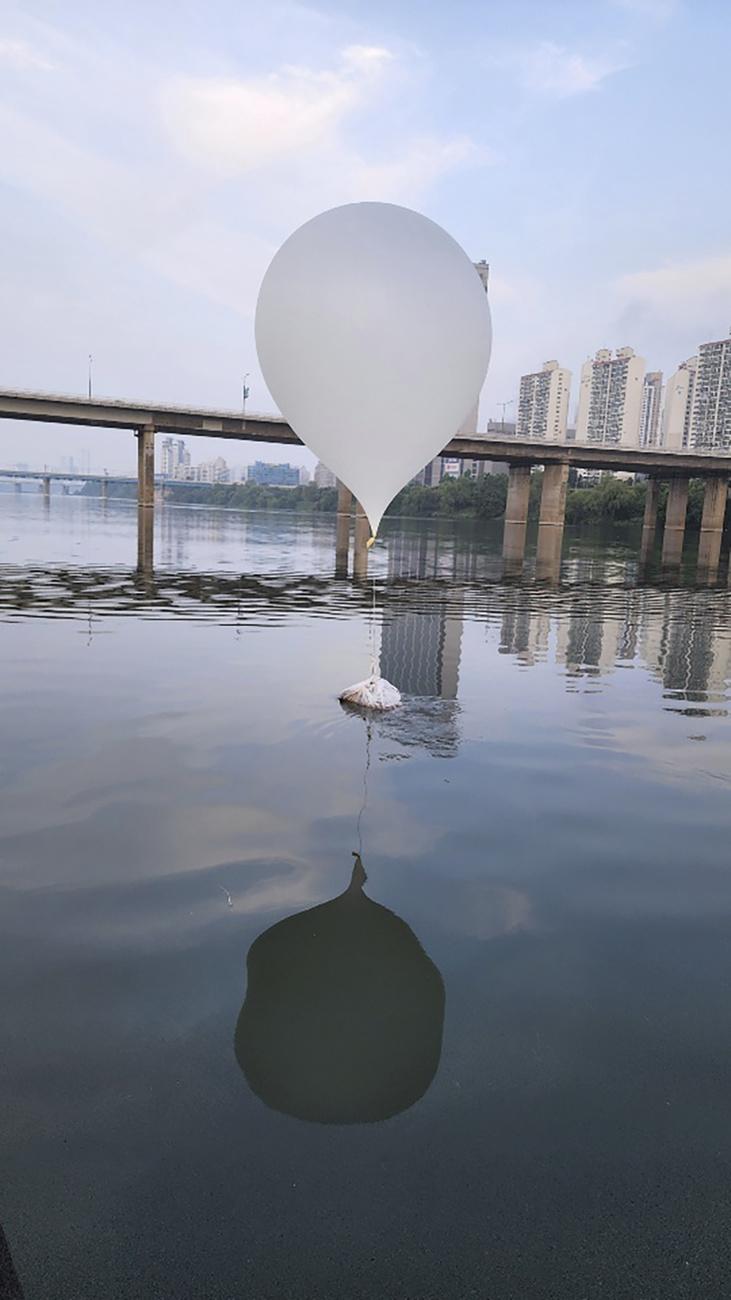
[14,480,21,493]
[697,475,728,581]
[335,480,353,576]
[661,476,689,569]
[137,506,154,571]
[42,475,51,506]
[640,478,660,563]
[136,425,155,570]
[535,463,568,582]
[353,501,370,580]
[502,465,532,574]
[100,477,109,503]
[136,425,155,509]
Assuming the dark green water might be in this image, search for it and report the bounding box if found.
[2,495,731,1299]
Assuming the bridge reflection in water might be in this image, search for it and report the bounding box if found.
[3,382,731,580]
[2,539,730,722]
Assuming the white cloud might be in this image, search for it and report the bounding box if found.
[340,134,484,203]
[616,253,731,326]
[514,41,628,97]
[161,44,395,176]
[0,36,54,71]
[611,253,731,371]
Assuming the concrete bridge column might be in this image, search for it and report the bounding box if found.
[137,507,154,572]
[136,425,155,509]
[697,475,728,581]
[640,478,660,563]
[502,465,532,573]
[353,501,370,580]
[100,477,109,503]
[42,475,51,505]
[335,479,353,576]
[661,476,689,568]
[136,425,155,571]
[535,462,568,582]
[14,480,21,493]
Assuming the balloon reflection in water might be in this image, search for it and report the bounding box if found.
[235,855,444,1124]
[0,1222,23,1299]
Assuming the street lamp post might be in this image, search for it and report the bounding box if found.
[88,354,93,400]
[242,374,250,420]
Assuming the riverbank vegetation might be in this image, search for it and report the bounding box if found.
[82,473,708,527]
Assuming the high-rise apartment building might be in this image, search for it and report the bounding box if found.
[516,360,571,441]
[457,261,490,439]
[313,462,337,488]
[639,371,663,446]
[161,438,188,478]
[662,357,698,451]
[576,347,646,445]
[689,332,731,451]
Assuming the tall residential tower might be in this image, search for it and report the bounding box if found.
[516,360,571,441]
[576,347,646,445]
[639,371,663,446]
[662,357,698,451]
[690,332,731,450]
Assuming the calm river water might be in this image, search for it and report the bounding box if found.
[2,493,731,1299]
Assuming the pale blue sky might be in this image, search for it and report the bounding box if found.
[0,0,729,472]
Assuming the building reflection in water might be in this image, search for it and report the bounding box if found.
[235,855,445,1124]
[377,531,465,756]
[497,580,731,717]
[2,540,729,719]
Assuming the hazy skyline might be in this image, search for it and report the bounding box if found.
[1,0,729,473]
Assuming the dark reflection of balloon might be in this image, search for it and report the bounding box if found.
[235,855,444,1124]
[0,1222,24,1299]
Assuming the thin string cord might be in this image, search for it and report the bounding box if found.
[356,717,372,858]
[369,571,378,678]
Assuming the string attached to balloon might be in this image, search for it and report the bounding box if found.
[255,200,491,711]
[339,549,401,710]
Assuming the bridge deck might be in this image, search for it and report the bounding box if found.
[1,389,730,476]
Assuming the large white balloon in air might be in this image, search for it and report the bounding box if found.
[255,202,492,538]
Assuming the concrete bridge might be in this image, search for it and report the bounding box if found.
[0,466,212,499]
[1,387,729,579]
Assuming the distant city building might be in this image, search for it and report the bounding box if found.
[161,437,188,478]
[313,461,337,488]
[576,347,646,446]
[298,465,312,485]
[441,458,461,479]
[689,331,731,451]
[457,260,490,438]
[412,457,442,487]
[172,452,228,483]
[662,357,699,451]
[485,419,516,437]
[516,360,571,441]
[197,456,230,484]
[247,461,299,486]
[639,371,663,447]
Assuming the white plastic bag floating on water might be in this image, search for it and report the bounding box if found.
[339,674,401,711]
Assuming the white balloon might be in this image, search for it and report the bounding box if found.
[255,202,492,537]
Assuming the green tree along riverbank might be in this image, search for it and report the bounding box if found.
[81,473,709,527]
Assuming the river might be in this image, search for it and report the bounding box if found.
[2,493,731,1299]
